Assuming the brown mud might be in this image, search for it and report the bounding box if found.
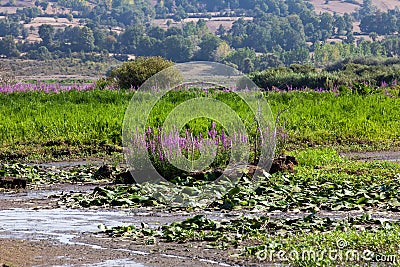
[1,151,399,266]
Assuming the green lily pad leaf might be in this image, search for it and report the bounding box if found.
[389,198,400,207]
[356,197,368,204]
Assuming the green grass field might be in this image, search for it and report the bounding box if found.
[0,88,399,161]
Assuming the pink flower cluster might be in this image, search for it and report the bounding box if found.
[128,123,252,166]
[0,81,101,93]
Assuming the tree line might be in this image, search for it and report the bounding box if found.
[0,0,400,70]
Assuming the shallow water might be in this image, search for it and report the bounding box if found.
[0,208,153,267]
[0,207,236,267]
[52,258,147,267]
[0,208,155,240]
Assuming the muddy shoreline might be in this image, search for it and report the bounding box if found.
[1,151,399,267]
[2,184,400,267]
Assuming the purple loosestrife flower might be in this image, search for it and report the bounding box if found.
[214,136,220,145]
[221,129,227,149]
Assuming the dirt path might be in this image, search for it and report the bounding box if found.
[341,150,400,162]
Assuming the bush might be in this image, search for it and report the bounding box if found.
[108,56,174,89]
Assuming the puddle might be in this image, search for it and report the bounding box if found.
[0,183,103,201]
[0,209,152,267]
[0,208,234,266]
[81,259,147,267]
[51,258,147,267]
[0,209,150,239]
[30,160,105,168]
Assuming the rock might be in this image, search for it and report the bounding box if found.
[93,165,115,180]
[269,155,298,174]
[0,176,27,189]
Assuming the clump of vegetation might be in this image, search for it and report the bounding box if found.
[0,162,104,184]
[251,59,400,91]
[107,57,174,89]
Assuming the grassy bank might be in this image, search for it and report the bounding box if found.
[0,88,399,161]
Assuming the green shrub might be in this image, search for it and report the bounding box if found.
[94,77,113,90]
[108,56,174,89]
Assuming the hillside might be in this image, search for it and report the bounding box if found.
[307,0,400,15]
[1,0,400,74]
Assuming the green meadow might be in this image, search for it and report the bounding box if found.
[0,88,399,161]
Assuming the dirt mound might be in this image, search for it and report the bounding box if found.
[114,170,135,184]
[270,155,298,174]
[93,165,115,180]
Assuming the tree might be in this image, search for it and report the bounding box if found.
[242,57,254,73]
[66,13,73,22]
[39,1,49,11]
[344,32,355,44]
[223,48,256,72]
[182,21,196,37]
[195,34,221,61]
[173,5,188,22]
[254,53,283,69]
[343,13,353,33]
[369,32,378,42]
[319,12,334,40]
[148,26,165,40]
[108,56,174,89]
[118,25,144,53]
[334,15,346,35]
[21,27,29,39]
[77,26,95,52]
[93,29,107,50]
[38,24,55,47]
[359,0,376,17]
[8,0,16,6]
[0,35,19,57]
[213,41,230,62]
[216,24,226,36]
[28,46,51,60]
[136,36,162,56]
[0,19,10,37]
[165,26,182,37]
[164,35,193,62]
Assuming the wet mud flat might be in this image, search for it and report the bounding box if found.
[1,153,400,267]
[0,186,256,267]
[0,179,244,267]
[2,184,400,267]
